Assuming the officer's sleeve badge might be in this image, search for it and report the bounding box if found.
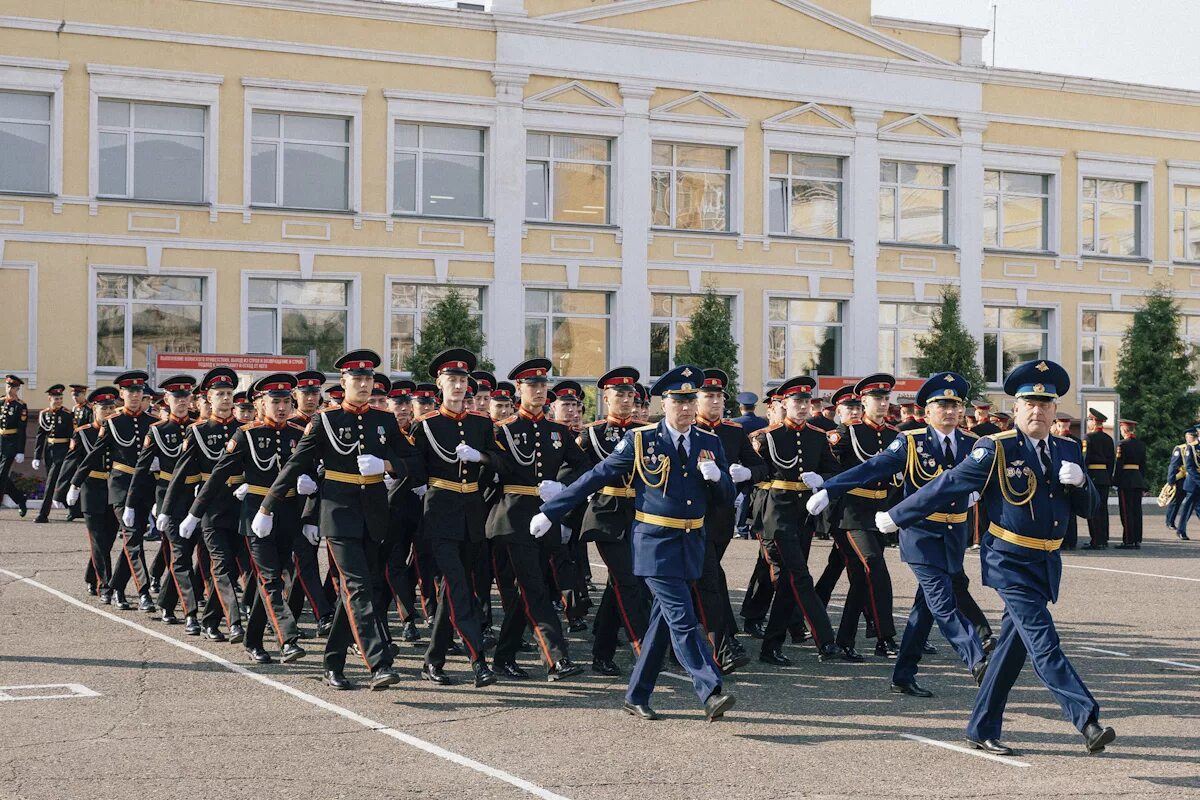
[827,431,841,445]
[615,438,627,453]
[887,439,902,452]
[226,438,237,453]
[970,447,989,462]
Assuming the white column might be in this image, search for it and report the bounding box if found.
[489,69,529,370]
[957,118,988,355]
[847,108,883,375]
[614,83,655,375]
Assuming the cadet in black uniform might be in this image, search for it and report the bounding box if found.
[1083,408,1115,550]
[380,379,423,643]
[56,384,92,521]
[68,388,120,600]
[0,375,29,516]
[286,369,335,635]
[33,384,74,523]
[1114,419,1146,550]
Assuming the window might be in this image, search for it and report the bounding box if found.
[526,133,611,225]
[393,123,484,218]
[1081,178,1142,257]
[879,161,949,245]
[766,298,841,380]
[651,143,731,232]
[1171,185,1200,262]
[251,111,349,211]
[768,153,842,238]
[0,91,51,194]
[878,303,935,376]
[982,308,1050,385]
[247,278,349,371]
[98,100,206,203]
[983,170,1049,251]
[389,284,484,373]
[95,273,204,371]
[650,293,734,377]
[524,289,610,377]
[1080,310,1131,387]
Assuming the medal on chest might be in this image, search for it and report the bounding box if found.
[551,430,562,449]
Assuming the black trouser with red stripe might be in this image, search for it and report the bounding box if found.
[693,532,736,657]
[493,539,569,668]
[836,529,896,646]
[108,499,152,598]
[245,530,299,650]
[200,524,244,629]
[425,537,487,668]
[35,454,67,521]
[591,538,649,662]
[1119,487,1143,545]
[288,536,333,623]
[85,509,118,593]
[740,550,774,624]
[324,532,393,673]
[760,532,835,652]
[158,519,200,617]
[409,532,439,622]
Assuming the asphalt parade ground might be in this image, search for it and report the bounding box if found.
[1,512,1198,800]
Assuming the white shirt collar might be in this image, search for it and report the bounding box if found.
[663,419,691,454]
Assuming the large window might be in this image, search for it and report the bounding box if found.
[0,91,51,195]
[766,298,841,380]
[651,143,731,232]
[983,170,1049,251]
[879,161,949,245]
[251,111,349,211]
[768,152,842,238]
[247,278,349,371]
[983,307,1050,385]
[98,100,205,203]
[95,273,204,370]
[1171,185,1200,262]
[524,289,610,377]
[1080,310,1131,387]
[1081,178,1142,257]
[878,303,935,377]
[650,293,734,377]
[526,133,611,225]
[389,284,484,373]
[393,123,484,218]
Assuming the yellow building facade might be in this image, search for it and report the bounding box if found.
[2,0,1199,414]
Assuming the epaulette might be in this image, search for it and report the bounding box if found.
[287,420,306,431]
[885,423,899,432]
[696,426,718,438]
[1051,434,1076,442]
[496,415,518,426]
[73,423,90,432]
[990,430,1019,440]
[962,430,979,439]
[752,423,780,436]
[721,419,742,428]
[239,422,261,431]
[151,418,169,427]
[469,410,491,418]
[632,424,657,433]
[414,410,439,422]
[584,419,606,428]
[845,419,863,426]
[899,427,928,437]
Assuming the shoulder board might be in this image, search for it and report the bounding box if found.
[696,426,718,438]
[900,427,928,437]
[632,424,657,433]
[74,423,90,432]
[239,422,261,431]
[414,410,439,422]
[584,419,606,428]
[885,424,899,432]
[845,420,863,427]
[720,419,742,428]
[151,418,170,428]
[315,406,335,414]
[496,415,518,426]
[753,423,780,436]
[961,430,979,439]
[1051,434,1076,442]
[287,421,306,432]
[990,430,1019,440]
[468,410,491,418]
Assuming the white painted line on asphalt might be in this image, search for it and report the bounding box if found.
[899,733,1031,768]
[1146,658,1200,671]
[0,567,573,800]
[1079,645,1200,670]
[1058,563,1200,583]
[1079,646,1131,657]
[0,683,100,702]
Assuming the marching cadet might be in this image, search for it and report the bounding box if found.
[740,387,785,634]
[69,387,120,600]
[1165,429,1193,538]
[1083,408,1115,550]
[286,369,334,636]
[897,403,918,430]
[550,380,584,432]
[261,349,419,690]
[32,384,74,523]
[487,357,589,681]
[56,384,92,521]
[488,381,515,422]
[0,375,29,516]
[972,403,999,437]
[576,367,650,677]
[1114,419,1146,550]
[408,348,498,688]
[877,360,1114,756]
[544,380,591,630]
[470,370,495,415]
[412,383,437,416]
[813,385,859,608]
[633,384,651,423]
[748,374,844,665]
[162,368,246,642]
[379,379,423,643]
[1052,413,1081,549]
[184,373,309,665]
[810,373,988,697]
[534,364,738,722]
[233,391,257,424]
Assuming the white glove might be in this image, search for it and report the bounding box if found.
[455,442,482,463]
[383,474,397,491]
[538,480,565,502]
[251,510,273,538]
[151,503,157,518]
[31,459,39,471]
[967,491,980,508]
[699,459,721,482]
[729,463,752,483]
[156,513,170,533]
[302,524,320,546]
[530,512,552,539]
[179,513,201,539]
[875,511,899,534]
[806,489,830,515]
[296,474,318,495]
[412,484,427,498]
[150,457,160,472]
[66,486,80,506]
[14,453,23,464]
[561,525,572,545]
[233,483,249,501]
[1058,461,1085,487]
[357,454,385,476]
[121,507,136,528]
[801,471,824,490]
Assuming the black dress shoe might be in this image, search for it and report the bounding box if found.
[245,645,273,664]
[759,648,792,666]
[591,658,621,676]
[100,588,113,605]
[495,661,530,679]
[228,623,245,644]
[1179,531,1191,541]
[144,530,160,542]
[548,658,583,682]
[149,577,161,594]
[518,639,537,653]
[184,615,201,636]
[369,667,402,691]
[1083,721,1116,753]
[115,593,132,611]
[202,626,226,642]
[622,701,659,720]
[325,669,352,690]
[473,660,497,688]
[421,663,454,685]
[972,659,989,686]
[280,642,306,663]
[160,611,180,625]
[981,635,998,655]
[703,692,735,722]
[388,641,401,657]
[400,620,421,643]
[743,620,766,639]
[1114,543,1135,550]
[33,516,48,524]
[922,642,937,655]
[138,595,156,613]
[875,638,899,658]
[719,650,751,675]
[66,512,81,522]
[85,583,97,596]
[316,615,334,637]
[838,645,864,662]
[481,632,497,652]
[816,643,840,662]
[966,737,1015,756]
[18,506,27,517]
[890,680,933,697]
[567,619,589,633]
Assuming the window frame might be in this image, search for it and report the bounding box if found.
[762,293,844,383]
[982,305,1053,387]
[878,159,952,246]
[982,169,1051,252]
[524,130,614,226]
[650,140,735,233]
[239,270,361,375]
[523,287,613,380]
[1078,306,1133,390]
[0,58,65,199]
[382,278,488,376]
[1170,181,1200,264]
[390,121,488,220]
[1076,155,1154,261]
[648,291,740,379]
[766,151,845,240]
[877,301,936,377]
[95,99,209,204]
[1079,177,1144,259]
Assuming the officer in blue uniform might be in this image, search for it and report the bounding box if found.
[533,364,737,722]
[876,360,1115,756]
[1164,429,1193,538]
[1174,428,1200,541]
[808,372,987,696]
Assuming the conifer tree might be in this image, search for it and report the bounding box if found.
[402,288,495,381]
[911,287,986,401]
[675,288,740,411]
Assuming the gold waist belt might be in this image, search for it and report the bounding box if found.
[503,485,540,497]
[770,479,810,492]
[847,487,888,499]
[428,476,479,493]
[599,486,636,498]
[635,510,704,531]
[245,484,296,498]
[158,471,199,484]
[925,511,968,524]
[0,428,16,435]
[1122,464,1140,470]
[200,472,244,486]
[988,522,1062,552]
[1088,464,1109,470]
[111,461,136,475]
[48,437,70,444]
[88,470,110,479]
[325,469,385,486]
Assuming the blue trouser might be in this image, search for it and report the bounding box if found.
[967,585,1100,741]
[626,575,722,707]
[1176,486,1200,536]
[893,563,984,684]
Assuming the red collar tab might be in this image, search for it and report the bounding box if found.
[440,406,467,421]
[606,415,631,425]
[341,401,370,414]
